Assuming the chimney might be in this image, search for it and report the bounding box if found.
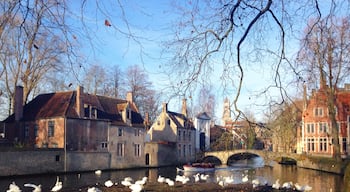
[126,92,133,103]
[14,86,23,121]
[144,112,150,128]
[76,86,84,117]
[162,103,168,113]
[303,84,307,110]
[182,98,187,117]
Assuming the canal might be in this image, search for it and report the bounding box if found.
[0,157,344,191]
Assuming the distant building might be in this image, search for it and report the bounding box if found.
[194,112,211,151]
[299,83,350,158]
[1,86,146,169]
[145,99,196,166]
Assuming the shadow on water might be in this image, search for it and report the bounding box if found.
[0,156,344,191]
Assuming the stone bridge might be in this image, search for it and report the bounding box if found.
[204,149,303,165]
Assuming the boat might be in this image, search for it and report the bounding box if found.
[183,163,215,172]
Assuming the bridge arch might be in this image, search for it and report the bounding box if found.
[204,150,302,165]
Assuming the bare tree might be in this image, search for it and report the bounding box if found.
[297,16,350,160]
[163,0,349,123]
[125,64,159,123]
[194,85,216,118]
[0,0,71,114]
[83,64,107,95]
[268,99,302,153]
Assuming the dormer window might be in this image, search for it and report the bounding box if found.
[84,104,97,119]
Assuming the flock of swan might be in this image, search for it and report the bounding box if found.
[5,169,313,192]
[6,176,62,192]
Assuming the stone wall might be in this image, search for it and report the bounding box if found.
[0,150,64,176]
[66,151,110,172]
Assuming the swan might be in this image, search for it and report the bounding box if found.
[157,175,165,183]
[165,178,175,186]
[252,178,260,188]
[87,187,101,192]
[104,180,114,188]
[242,175,248,183]
[24,183,41,192]
[200,174,209,181]
[121,180,132,187]
[272,179,280,189]
[94,170,102,175]
[51,176,62,191]
[6,181,21,192]
[193,173,200,182]
[295,183,312,191]
[135,176,147,185]
[282,181,293,189]
[129,183,143,192]
[224,175,234,185]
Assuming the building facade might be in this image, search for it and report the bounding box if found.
[1,86,146,170]
[299,84,350,158]
[145,100,196,166]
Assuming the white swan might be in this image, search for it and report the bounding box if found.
[252,178,260,188]
[6,181,21,192]
[24,183,41,192]
[193,173,200,182]
[129,183,143,192]
[165,178,175,186]
[242,175,248,183]
[282,181,293,189]
[135,177,147,185]
[51,176,62,191]
[272,179,280,189]
[224,175,234,185]
[200,174,209,181]
[104,180,114,188]
[94,170,102,175]
[295,183,313,191]
[87,186,101,192]
[157,175,165,183]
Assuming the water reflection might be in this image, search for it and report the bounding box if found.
[0,157,344,191]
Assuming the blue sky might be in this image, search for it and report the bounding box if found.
[69,0,291,123]
[68,1,348,124]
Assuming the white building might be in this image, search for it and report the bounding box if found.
[194,112,211,151]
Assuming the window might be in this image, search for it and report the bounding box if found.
[48,121,55,137]
[24,125,29,138]
[34,124,38,137]
[134,144,141,157]
[101,142,108,149]
[314,107,323,117]
[319,138,327,152]
[183,145,186,157]
[307,138,315,152]
[319,122,328,133]
[134,129,140,136]
[183,131,186,141]
[167,119,171,125]
[306,123,315,133]
[343,138,347,153]
[117,143,124,156]
[188,131,191,140]
[118,128,123,136]
[178,144,181,156]
[178,131,181,140]
[188,145,191,156]
[126,109,130,119]
[311,138,315,151]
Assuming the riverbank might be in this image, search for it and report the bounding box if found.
[60,182,300,192]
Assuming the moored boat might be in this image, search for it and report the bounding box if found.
[183,163,215,172]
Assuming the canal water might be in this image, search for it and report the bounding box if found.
[0,157,344,191]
